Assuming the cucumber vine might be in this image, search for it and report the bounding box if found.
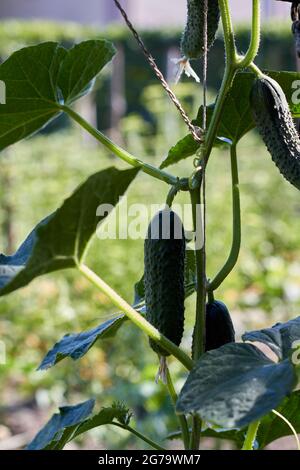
[1,0,300,453]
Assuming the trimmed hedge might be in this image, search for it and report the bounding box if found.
[0,19,296,129]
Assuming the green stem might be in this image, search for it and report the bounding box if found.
[188,0,239,449]
[237,0,261,68]
[248,61,264,78]
[166,368,190,450]
[189,416,202,450]
[166,183,179,208]
[203,0,237,163]
[204,0,261,165]
[208,143,241,292]
[79,264,194,371]
[61,105,184,188]
[204,65,236,163]
[242,421,260,450]
[218,0,237,63]
[190,189,206,361]
[189,187,205,450]
[111,422,165,450]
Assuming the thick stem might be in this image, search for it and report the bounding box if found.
[190,188,206,360]
[242,421,260,450]
[189,187,206,450]
[237,0,261,68]
[203,1,238,164]
[166,369,190,450]
[61,105,183,188]
[189,416,202,450]
[208,143,241,292]
[204,0,261,166]
[166,183,179,208]
[218,0,237,63]
[79,264,194,371]
[111,422,165,450]
[204,66,236,164]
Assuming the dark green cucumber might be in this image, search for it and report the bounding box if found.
[250,75,300,190]
[181,0,220,59]
[205,300,235,351]
[144,209,185,356]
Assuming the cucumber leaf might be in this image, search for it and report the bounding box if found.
[0,167,138,296]
[27,399,95,450]
[176,343,296,429]
[0,40,115,151]
[242,316,300,361]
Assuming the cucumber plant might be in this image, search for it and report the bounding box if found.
[1,0,300,452]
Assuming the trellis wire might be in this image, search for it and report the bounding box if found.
[112,0,202,143]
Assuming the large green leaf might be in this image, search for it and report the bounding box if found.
[58,40,115,105]
[0,216,50,289]
[27,399,95,450]
[161,70,300,168]
[243,316,300,361]
[0,40,115,151]
[176,343,296,429]
[0,167,139,296]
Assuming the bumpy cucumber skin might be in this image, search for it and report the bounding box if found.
[144,210,185,356]
[205,301,235,351]
[250,76,300,190]
[181,0,220,59]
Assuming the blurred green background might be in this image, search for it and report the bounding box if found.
[0,20,300,450]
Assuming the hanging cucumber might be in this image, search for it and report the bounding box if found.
[181,0,220,60]
[144,209,186,358]
[250,75,300,190]
[175,0,220,82]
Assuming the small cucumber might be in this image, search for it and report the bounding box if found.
[205,300,235,351]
